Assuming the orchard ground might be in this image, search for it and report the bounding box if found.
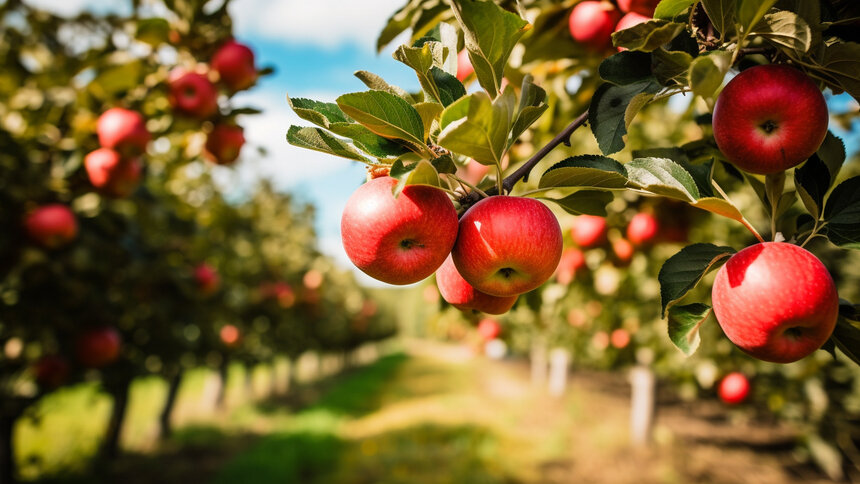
[16,339,843,484]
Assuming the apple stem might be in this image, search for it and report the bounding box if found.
[447,173,489,199]
[458,109,589,208]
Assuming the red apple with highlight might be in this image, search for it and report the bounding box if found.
[718,372,750,405]
[477,318,501,341]
[571,215,607,248]
[220,324,241,348]
[617,0,659,16]
[84,148,142,197]
[556,248,586,285]
[627,212,658,246]
[211,40,257,92]
[205,124,245,165]
[169,70,218,119]
[456,49,474,82]
[436,254,517,315]
[568,1,621,50]
[25,204,78,249]
[96,108,149,156]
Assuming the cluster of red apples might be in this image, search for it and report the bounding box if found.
[568,0,659,51]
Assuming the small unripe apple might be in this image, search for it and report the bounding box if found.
[626,212,659,246]
[712,242,838,363]
[610,328,630,348]
[194,263,220,295]
[341,176,459,285]
[477,318,501,341]
[453,196,563,297]
[84,148,143,197]
[614,12,650,51]
[25,204,78,249]
[75,327,121,368]
[617,0,659,16]
[211,40,257,92]
[205,124,245,165]
[220,324,241,347]
[712,64,828,175]
[718,372,750,405]
[33,355,70,389]
[568,1,621,50]
[168,70,219,119]
[436,254,517,315]
[96,108,150,156]
[555,247,586,285]
[456,49,474,82]
[571,215,607,248]
[612,238,634,266]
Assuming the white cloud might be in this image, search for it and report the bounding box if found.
[23,0,129,17]
[230,0,406,50]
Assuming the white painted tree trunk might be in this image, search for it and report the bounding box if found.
[629,365,655,447]
[530,334,548,388]
[548,348,571,397]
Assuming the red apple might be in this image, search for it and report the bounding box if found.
[617,0,659,16]
[220,324,241,347]
[25,204,78,249]
[75,327,121,368]
[33,355,70,389]
[571,215,607,248]
[204,124,245,165]
[711,242,838,363]
[436,254,517,315]
[555,247,586,285]
[341,176,458,285]
[610,328,631,348]
[477,318,501,340]
[274,282,296,308]
[612,238,634,265]
[96,108,150,156]
[614,12,650,51]
[718,372,750,405]
[569,1,621,50]
[84,148,142,197]
[211,40,257,92]
[456,49,474,82]
[168,70,218,119]
[194,263,220,295]
[712,64,828,175]
[627,212,659,246]
[453,196,562,297]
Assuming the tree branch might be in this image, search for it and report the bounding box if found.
[458,109,589,209]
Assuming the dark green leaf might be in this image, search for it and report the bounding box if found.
[795,155,830,219]
[286,126,370,163]
[393,42,447,103]
[700,0,734,38]
[437,90,513,166]
[658,243,736,316]
[751,11,812,53]
[589,79,661,155]
[823,176,860,248]
[737,0,779,33]
[832,314,860,366]
[625,157,701,200]
[539,155,628,189]
[429,66,466,106]
[287,96,352,129]
[599,51,654,85]
[654,0,697,20]
[652,48,694,85]
[541,190,614,216]
[668,303,712,356]
[688,51,731,99]
[135,18,170,46]
[390,159,441,192]
[353,71,414,102]
[817,131,846,184]
[328,124,412,159]
[336,91,426,152]
[612,20,686,52]
[820,42,860,101]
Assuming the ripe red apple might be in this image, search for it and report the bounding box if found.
[571,215,607,248]
[712,64,829,175]
[436,254,517,315]
[718,372,750,405]
[477,318,501,341]
[96,108,150,156]
[453,196,562,297]
[33,355,70,389]
[555,247,586,285]
[610,328,631,348]
[612,238,634,266]
[617,0,659,16]
[84,148,142,197]
[168,70,218,119]
[211,40,257,92]
[205,124,245,165]
[569,1,621,50]
[614,12,650,51]
[627,212,659,246]
[456,49,474,82]
[220,324,241,348]
[341,176,458,285]
[25,204,78,249]
[194,263,220,295]
[711,242,838,363]
[75,327,121,368]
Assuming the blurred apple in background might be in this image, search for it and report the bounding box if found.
[25,204,78,249]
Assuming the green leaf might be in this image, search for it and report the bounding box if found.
[688,51,731,99]
[624,92,656,131]
[612,20,686,52]
[336,91,426,152]
[832,310,860,366]
[700,0,734,38]
[539,155,628,189]
[328,124,411,159]
[437,90,513,166]
[652,48,694,85]
[654,0,697,20]
[541,190,614,216]
[751,11,812,54]
[413,102,444,141]
[451,0,530,95]
[690,197,745,221]
[737,0,779,33]
[429,66,466,106]
[393,42,447,103]
[589,79,661,155]
[667,303,712,356]
[795,155,831,219]
[819,42,860,102]
[286,126,370,163]
[431,154,457,175]
[377,0,424,52]
[353,71,414,102]
[599,51,654,85]
[823,176,860,248]
[509,76,548,146]
[135,18,170,46]
[625,157,701,201]
[287,96,352,129]
[817,131,846,184]
[658,243,735,316]
[390,159,441,191]
[88,61,144,99]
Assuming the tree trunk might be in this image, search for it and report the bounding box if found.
[0,412,18,484]
[215,357,229,410]
[101,378,132,460]
[629,365,656,447]
[286,356,298,392]
[159,371,183,440]
[530,334,548,388]
[548,348,570,397]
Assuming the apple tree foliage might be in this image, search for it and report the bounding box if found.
[286,0,860,475]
